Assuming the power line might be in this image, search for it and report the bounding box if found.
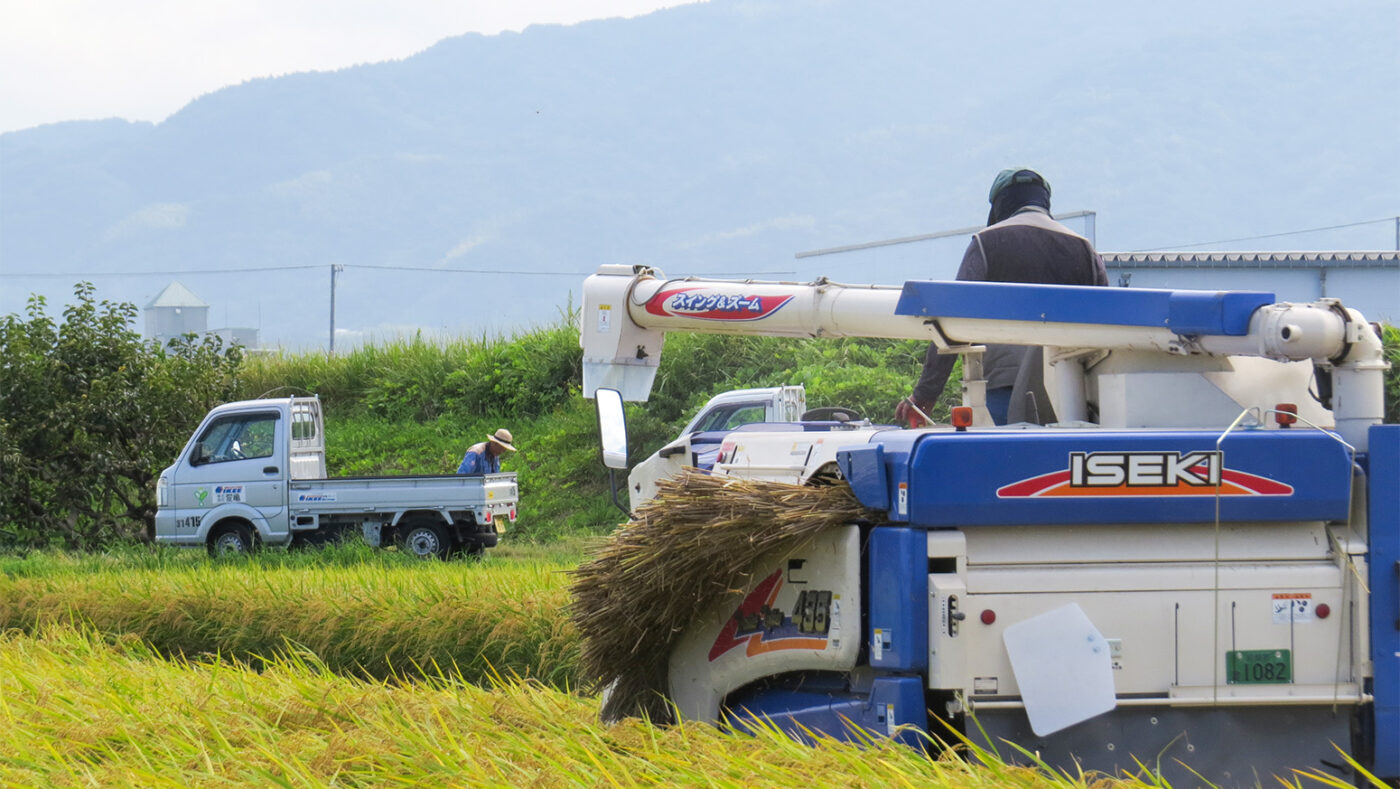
[1131,216,1398,252]
[1,263,797,279]
[0,264,325,278]
[351,264,592,275]
[795,211,1097,258]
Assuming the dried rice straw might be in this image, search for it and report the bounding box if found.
[568,469,882,722]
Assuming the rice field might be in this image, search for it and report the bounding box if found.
[0,545,581,688]
[1,623,1108,788]
[0,545,1342,788]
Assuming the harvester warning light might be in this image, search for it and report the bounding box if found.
[951,407,973,430]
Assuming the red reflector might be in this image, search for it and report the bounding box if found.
[1275,403,1298,427]
[980,609,996,625]
[484,511,492,523]
[1315,603,1330,619]
[951,407,973,430]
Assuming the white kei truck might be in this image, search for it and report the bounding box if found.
[154,396,517,558]
[627,385,809,510]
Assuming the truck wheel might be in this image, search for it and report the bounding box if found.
[398,519,451,560]
[208,523,255,557]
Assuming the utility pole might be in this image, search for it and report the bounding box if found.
[329,264,344,354]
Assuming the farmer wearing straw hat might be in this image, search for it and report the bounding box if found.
[455,428,516,475]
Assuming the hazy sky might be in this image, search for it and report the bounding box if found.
[0,0,700,134]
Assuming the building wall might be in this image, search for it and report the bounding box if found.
[145,306,209,342]
[1112,268,1398,324]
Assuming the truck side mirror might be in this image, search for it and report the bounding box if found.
[190,444,209,466]
[596,387,628,470]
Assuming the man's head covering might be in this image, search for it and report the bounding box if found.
[487,428,516,452]
[987,168,1051,226]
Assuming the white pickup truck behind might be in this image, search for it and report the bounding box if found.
[628,385,827,510]
[154,396,517,558]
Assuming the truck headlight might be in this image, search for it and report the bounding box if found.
[157,476,170,507]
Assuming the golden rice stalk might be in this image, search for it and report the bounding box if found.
[568,469,882,722]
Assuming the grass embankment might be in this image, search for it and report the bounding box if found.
[235,325,937,541]
[235,322,1399,544]
[0,625,1122,789]
[0,545,581,688]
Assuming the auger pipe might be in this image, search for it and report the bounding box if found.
[579,265,1386,448]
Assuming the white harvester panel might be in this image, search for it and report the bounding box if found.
[955,522,1367,706]
[668,526,862,724]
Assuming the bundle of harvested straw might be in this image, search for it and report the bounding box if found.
[568,469,883,723]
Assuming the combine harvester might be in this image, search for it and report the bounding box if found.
[579,264,1397,786]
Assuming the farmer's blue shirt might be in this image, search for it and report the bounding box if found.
[456,443,500,475]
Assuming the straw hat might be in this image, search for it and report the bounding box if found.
[487,428,516,452]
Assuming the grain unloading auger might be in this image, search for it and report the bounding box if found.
[576,263,1397,786]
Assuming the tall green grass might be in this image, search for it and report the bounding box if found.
[227,318,1399,543]
[0,545,579,687]
[233,320,940,540]
[0,625,1162,788]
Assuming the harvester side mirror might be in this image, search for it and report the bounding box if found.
[595,388,632,518]
[596,388,628,470]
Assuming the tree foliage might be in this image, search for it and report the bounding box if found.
[0,284,243,549]
[1384,323,1400,426]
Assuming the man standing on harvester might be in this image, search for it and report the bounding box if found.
[896,168,1108,427]
[457,428,516,474]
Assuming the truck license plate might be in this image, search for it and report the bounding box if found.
[1226,649,1292,684]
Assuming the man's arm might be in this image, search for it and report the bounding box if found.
[908,237,986,407]
[1090,246,1109,286]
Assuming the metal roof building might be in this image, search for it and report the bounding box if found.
[1102,251,1398,324]
[144,281,209,342]
[143,281,260,349]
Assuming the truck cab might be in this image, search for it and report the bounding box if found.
[627,386,808,510]
[157,397,325,551]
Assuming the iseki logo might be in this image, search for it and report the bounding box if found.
[1070,451,1220,488]
[997,449,1293,498]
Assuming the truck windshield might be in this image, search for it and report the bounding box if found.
[692,403,767,433]
[192,413,278,465]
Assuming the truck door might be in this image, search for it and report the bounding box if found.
[173,408,289,541]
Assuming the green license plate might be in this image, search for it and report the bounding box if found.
[1226,649,1292,684]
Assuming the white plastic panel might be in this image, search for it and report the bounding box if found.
[668,526,862,724]
[1002,604,1116,736]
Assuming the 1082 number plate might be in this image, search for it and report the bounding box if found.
[1226,649,1292,684]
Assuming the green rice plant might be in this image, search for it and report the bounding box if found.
[0,624,1152,788]
[0,548,581,688]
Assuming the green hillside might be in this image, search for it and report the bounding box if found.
[233,315,936,542]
